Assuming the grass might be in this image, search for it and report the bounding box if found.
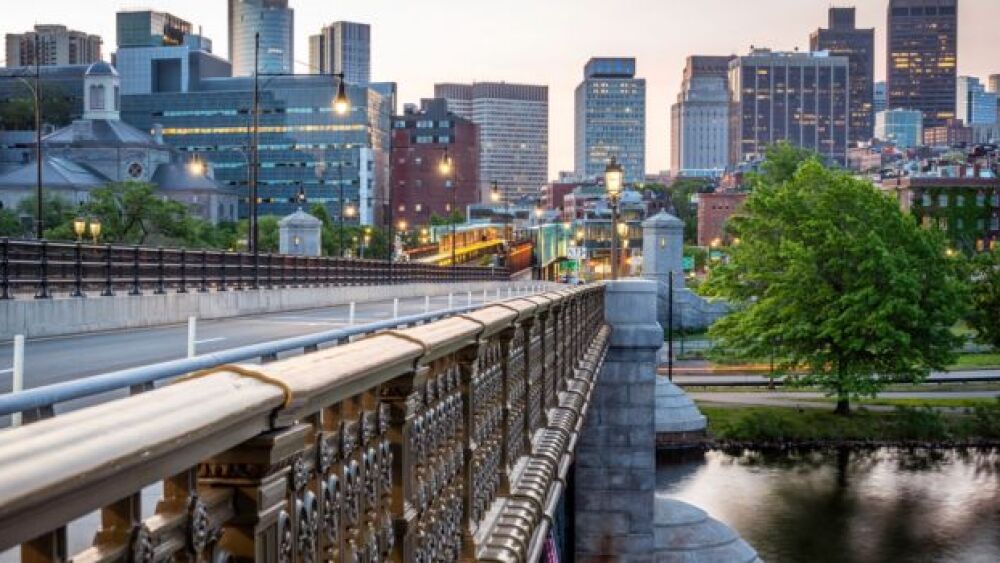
[949,353,1000,369]
[700,399,1000,443]
[796,397,997,409]
[684,382,1000,394]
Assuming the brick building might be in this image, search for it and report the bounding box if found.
[391,99,479,227]
[697,192,747,247]
[923,119,973,148]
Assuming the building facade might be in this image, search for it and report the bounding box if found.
[574,58,646,184]
[875,109,924,148]
[435,82,548,204]
[123,75,391,225]
[957,76,999,126]
[923,119,973,147]
[228,0,294,76]
[116,11,192,49]
[810,7,875,145]
[886,0,958,128]
[5,25,102,67]
[874,81,887,113]
[309,22,371,86]
[670,56,732,177]
[696,192,747,247]
[390,99,479,227]
[729,49,850,165]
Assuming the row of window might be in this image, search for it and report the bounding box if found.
[914,193,1000,207]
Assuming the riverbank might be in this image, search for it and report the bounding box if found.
[697,400,1000,448]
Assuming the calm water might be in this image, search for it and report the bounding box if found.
[657,448,1000,563]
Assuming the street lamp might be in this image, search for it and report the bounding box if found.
[605,156,624,280]
[187,156,206,176]
[439,147,457,275]
[73,217,86,242]
[89,218,101,243]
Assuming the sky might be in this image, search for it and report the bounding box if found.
[2,0,997,180]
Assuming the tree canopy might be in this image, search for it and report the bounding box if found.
[704,159,967,414]
[0,87,74,130]
[966,249,1000,350]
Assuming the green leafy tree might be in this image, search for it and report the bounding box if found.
[704,159,967,414]
[0,86,73,130]
[16,193,78,236]
[753,142,817,186]
[967,249,1000,350]
[0,208,24,237]
[668,178,710,243]
[236,216,280,253]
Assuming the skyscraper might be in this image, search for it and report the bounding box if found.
[874,81,887,113]
[670,56,732,176]
[228,0,294,76]
[116,11,192,48]
[887,0,958,128]
[435,82,548,203]
[810,7,875,144]
[5,25,102,67]
[574,57,646,183]
[957,77,998,125]
[729,48,850,165]
[309,22,371,86]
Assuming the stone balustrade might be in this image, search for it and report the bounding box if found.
[0,284,608,562]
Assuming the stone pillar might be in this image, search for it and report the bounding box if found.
[575,279,660,561]
[279,208,322,256]
[640,211,685,290]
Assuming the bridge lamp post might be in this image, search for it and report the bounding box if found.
[439,148,455,275]
[604,156,624,280]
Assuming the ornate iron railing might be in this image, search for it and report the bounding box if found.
[0,238,507,299]
[0,284,607,562]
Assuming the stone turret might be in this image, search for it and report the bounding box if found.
[83,62,120,121]
[279,208,322,256]
[641,210,685,289]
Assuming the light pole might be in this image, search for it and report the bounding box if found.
[604,156,624,280]
[439,147,455,276]
[1,42,44,237]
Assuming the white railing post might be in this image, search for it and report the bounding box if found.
[448,292,454,309]
[467,291,473,307]
[11,335,24,427]
[424,295,431,314]
[508,287,512,299]
[187,316,197,359]
[483,288,488,304]
[349,301,356,325]
[393,298,399,319]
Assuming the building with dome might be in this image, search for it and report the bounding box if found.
[0,62,238,225]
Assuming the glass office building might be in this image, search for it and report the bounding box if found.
[875,109,924,148]
[810,7,875,144]
[574,58,646,183]
[887,0,958,128]
[122,75,391,224]
[228,0,294,76]
[957,76,999,126]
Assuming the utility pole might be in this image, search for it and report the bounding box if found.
[34,40,42,239]
[250,32,260,286]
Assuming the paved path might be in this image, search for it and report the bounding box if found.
[666,369,1000,386]
[689,390,1000,411]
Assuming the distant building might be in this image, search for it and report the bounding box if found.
[990,75,1000,94]
[810,7,876,144]
[875,109,924,148]
[923,119,973,147]
[390,99,479,227]
[874,81,887,113]
[883,166,1000,253]
[5,25,102,67]
[847,146,884,173]
[115,11,192,48]
[435,82,548,203]
[0,63,237,224]
[575,57,646,183]
[114,11,230,96]
[957,76,998,125]
[670,56,732,177]
[309,22,370,86]
[697,192,747,247]
[728,48,850,165]
[887,0,958,128]
[228,0,293,76]
[541,180,589,217]
[0,65,89,122]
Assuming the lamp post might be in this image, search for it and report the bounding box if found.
[89,218,101,244]
[73,217,86,242]
[604,156,624,280]
[439,147,455,276]
[1,42,44,237]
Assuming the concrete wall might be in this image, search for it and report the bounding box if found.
[0,281,552,340]
[575,279,661,561]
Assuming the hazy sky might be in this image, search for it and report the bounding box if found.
[3,0,997,179]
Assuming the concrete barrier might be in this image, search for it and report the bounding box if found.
[0,281,556,340]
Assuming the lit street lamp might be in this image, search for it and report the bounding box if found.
[439,147,456,275]
[604,156,624,280]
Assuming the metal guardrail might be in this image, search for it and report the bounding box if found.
[0,238,507,299]
[0,285,608,562]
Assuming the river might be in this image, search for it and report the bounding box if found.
[657,448,1000,563]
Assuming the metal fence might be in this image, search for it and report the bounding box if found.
[0,238,508,299]
[0,285,608,562]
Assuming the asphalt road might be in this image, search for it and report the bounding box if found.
[0,290,519,397]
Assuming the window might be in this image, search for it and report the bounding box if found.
[89,84,105,110]
[114,86,120,110]
[956,195,964,207]
[938,194,948,207]
[416,120,434,129]
[922,193,931,206]
[977,193,986,206]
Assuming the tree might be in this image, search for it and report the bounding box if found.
[967,249,1000,350]
[17,193,78,237]
[236,216,279,253]
[704,160,967,414]
[0,86,73,130]
[0,208,23,237]
[754,142,817,186]
[668,178,710,243]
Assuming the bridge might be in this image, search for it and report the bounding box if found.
[0,279,673,561]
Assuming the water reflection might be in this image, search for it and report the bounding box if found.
[657,448,1000,563]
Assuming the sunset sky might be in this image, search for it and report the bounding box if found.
[3,0,996,179]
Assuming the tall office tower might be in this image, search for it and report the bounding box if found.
[5,25,102,67]
[228,0,294,76]
[810,7,875,144]
[670,55,732,177]
[990,75,1000,94]
[887,0,958,128]
[874,81,887,113]
[729,48,850,165]
[309,22,371,86]
[435,82,548,203]
[115,11,230,95]
[957,76,999,125]
[574,57,646,183]
[116,11,192,48]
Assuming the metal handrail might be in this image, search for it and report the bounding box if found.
[0,292,552,419]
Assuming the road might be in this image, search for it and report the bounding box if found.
[0,291,517,398]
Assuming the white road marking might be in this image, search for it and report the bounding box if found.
[0,368,12,374]
[194,337,227,345]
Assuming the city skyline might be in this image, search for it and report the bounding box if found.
[1,0,996,180]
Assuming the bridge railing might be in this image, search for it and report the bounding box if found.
[0,285,608,562]
[0,238,507,299]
